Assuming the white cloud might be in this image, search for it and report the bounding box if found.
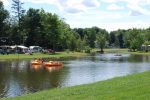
[129,10,142,16]
[1,0,9,6]
[64,7,84,14]
[82,0,100,8]
[21,0,150,31]
[65,0,87,13]
[3,0,149,31]
[66,8,150,32]
[127,4,150,15]
[102,0,150,5]
[21,0,64,11]
[107,4,124,10]
[21,0,100,14]
[68,19,150,32]
[101,0,118,3]
[123,0,150,6]
[65,10,126,31]
[102,0,150,15]
[99,21,150,32]
[63,0,101,14]
[21,0,57,4]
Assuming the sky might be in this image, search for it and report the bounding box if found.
[1,0,150,31]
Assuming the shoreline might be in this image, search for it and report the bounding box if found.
[0,52,88,60]
[1,49,150,60]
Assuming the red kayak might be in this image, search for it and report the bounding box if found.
[44,61,63,67]
[31,60,43,65]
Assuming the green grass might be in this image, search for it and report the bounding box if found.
[104,48,129,53]
[1,71,150,100]
[0,52,87,60]
[104,48,150,55]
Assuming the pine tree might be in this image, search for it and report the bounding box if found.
[11,0,25,29]
[11,0,25,44]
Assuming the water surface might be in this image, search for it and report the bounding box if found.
[0,53,150,98]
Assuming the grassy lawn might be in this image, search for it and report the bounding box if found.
[0,52,87,60]
[1,71,150,100]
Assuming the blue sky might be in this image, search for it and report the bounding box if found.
[2,0,150,31]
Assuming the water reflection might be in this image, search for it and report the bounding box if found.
[0,59,66,98]
[0,54,150,98]
[44,66,62,72]
[128,54,150,62]
[31,65,43,70]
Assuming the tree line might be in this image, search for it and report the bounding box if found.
[0,1,150,52]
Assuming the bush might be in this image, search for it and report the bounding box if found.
[84,46,91,53]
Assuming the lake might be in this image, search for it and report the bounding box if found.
[0,53,150,98]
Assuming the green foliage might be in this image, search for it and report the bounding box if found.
[143,28,150,41]
[0,1,9,37]
[23,8,42,46]
[143,41,150,52]
[74,27,108,49]
[125,29,144,51]
[95,33,106,53]
[109,29,126,48]
[76,38,84,52]
[144,41,150,45]
[130,39,139,51]
[84,46,91,53]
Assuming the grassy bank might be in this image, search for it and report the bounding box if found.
[104,48,128,53]
[1,48,150,60]
[1,71,150,100]
[104,48,150,55]
[0,52,87,60]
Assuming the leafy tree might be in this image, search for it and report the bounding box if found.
[109,32,116,46]
[83,28,96,48]
[0,1,9,37]
[41,12,60,49]
[0,1,10,45]
[118,33,124,47]
[74,27,108,49]
[69,35,77,51]
[114,35,120,48]
[69,31,80,51]
[57,19,72,50]
[76,38,85,52]
[95,33,106,53]
[130,39,139,51]
[125,28,144,51]
[144,28,150,41]
[73,28,84,39]
[23,8,42,46]
[10,24,21,45]
[109,29,126,48]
